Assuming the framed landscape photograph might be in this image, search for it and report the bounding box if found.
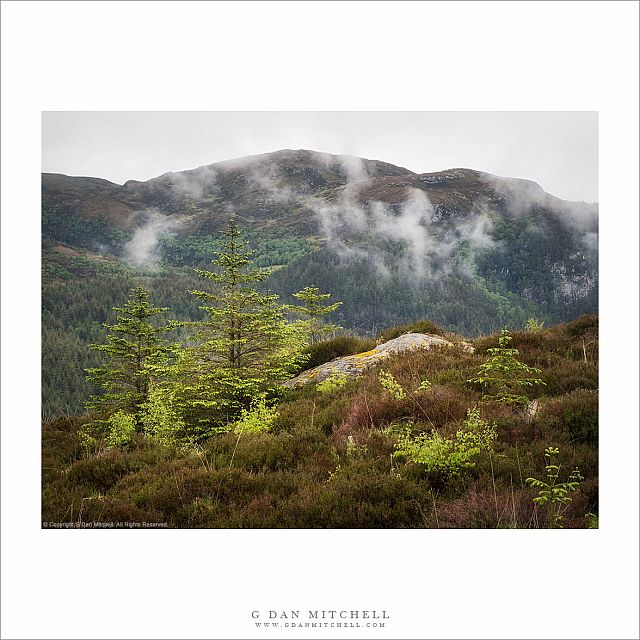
[2,2,638,639]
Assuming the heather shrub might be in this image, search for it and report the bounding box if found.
[312,397,351,435]
[334,391,415,442]
[537,389,598,444]
[300,335,376,371]
[306,463,430,528]
[42,415,87,473]
[563,314,598,338]
[542,360,598,396]
[416,385,470,427]
[42,481,92,524]
[379,319,449,341]
[67,450,143,493]
[67,442,178,493]
[79,496,165,525]
[435,487,538,529]
[509,329,564,355]
[275,397,318,432]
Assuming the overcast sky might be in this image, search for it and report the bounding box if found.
[42,111,598,202]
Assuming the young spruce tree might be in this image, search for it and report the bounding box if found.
[177,220,304,431]
[290,286,343,344]
[85,287,176,421]
[467,328,545,406]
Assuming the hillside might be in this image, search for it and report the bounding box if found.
[42,315,599,529]
[41,149,598,417]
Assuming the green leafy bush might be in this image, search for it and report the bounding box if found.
[525,317,545,331]
[316,372,348,393]
[106,411,137,448]
[378,370,406,400]
[232,398,279,434]
[140,385,187,445]
[392,408,497,486]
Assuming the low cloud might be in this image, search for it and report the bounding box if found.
[304,179,495,282]
[124,209,182,268]
[163,165,218,199]
[487,173,598,252]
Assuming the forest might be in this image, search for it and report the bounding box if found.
[42,221,599,529]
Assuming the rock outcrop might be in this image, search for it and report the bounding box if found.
[285,333,472,387]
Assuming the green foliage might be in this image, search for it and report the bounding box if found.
[177,221,306,430]
[85,287,177,418]
[585,513,599,529]
[526,447,583,528]
[159,232,311,269]
[345,435,368,459]
[140,384,187,445]
[232,397,279,435]
[468,328,545,405]
[78,426,101,457]
[456,407,498,452]
[41,266,205,418]
[378,370,406,400]
[316,372,348,393]
[290,285,343,344]
[106,411,137,448]
[525,317,545,331]
[392,408,497,486]
[418,378,432,390]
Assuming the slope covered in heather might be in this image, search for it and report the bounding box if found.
[42,315,599,529]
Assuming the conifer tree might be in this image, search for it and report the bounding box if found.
[467,328,545,405]
[177,220,304,430]
[85,287,176,420]
[290,286,343,344]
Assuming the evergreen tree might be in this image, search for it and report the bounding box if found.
[85,287,176,420]
[290,286,343,344]
[467,328,545,405]
[177,220,304,430]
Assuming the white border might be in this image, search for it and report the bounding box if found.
[2,2,638,639]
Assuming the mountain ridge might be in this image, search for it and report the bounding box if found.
[43,148,597,205]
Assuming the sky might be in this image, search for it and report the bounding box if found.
[42,111,598,202]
